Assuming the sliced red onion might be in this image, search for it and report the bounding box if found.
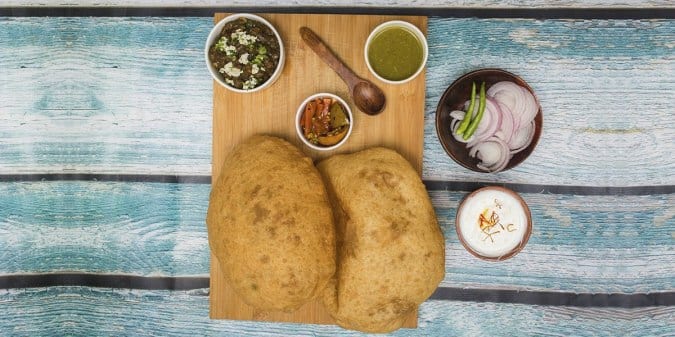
[509,120,536,154]
[495,101,515,144]
[471,141,501,166]
[450,116,459,132]
[462,99,478,120]
[468,143,480,158]
[487,81,522,114]
[471,136,510,172]
[466,98,502,147]
[448,80,538,173]
[450,115,462,140]
[488,81,538,129]
[466,106,493,145]
[451,113,475,143]
[449,110,466,121]
[518,85,538,127]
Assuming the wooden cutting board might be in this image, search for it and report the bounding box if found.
[210,13,427,328]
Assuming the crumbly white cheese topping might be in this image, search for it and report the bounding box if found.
[215,37,236,56]
[219,62,242,78]
[242,77,258,90]
[238,53,249,65]
[230,29,258,46]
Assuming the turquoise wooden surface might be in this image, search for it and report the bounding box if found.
[0,17,212,175]
[425,19,675,186]
[0,14,673,337]
[5,0,674,8]
[0,288,673,337]
[1,17,674,186]
[0,182,210,276]
[0,182,673,293]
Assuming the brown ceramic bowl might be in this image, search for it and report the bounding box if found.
[455,186,532,261]
[435,69,543,173]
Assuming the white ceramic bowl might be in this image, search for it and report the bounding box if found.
[295,93,353,151]
[364,20,428,85]
[204,13,285,93]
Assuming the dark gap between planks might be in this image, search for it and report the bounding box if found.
[0,174,672,196]
[0,7,674,19]
[0,273,672,308]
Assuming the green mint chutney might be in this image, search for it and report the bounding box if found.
[367,26,423,81]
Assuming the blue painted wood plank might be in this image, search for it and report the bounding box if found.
[1,17,674,187]
[424,18,675,186]
[3,0,673,8]
[0,15,672,335]
[0,181,210,276]
[433,191,675,292]
[1,181,672,292]
[0,17,212,175]
[0,287,672,336]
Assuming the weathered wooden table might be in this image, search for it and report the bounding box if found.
[0,2,673,336]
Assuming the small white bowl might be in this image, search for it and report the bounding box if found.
[295,93,353,151]
[204,13,285,93]
[364,20,428,85]
[455,186,532,261]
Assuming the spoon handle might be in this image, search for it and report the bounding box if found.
[299,27,360,88]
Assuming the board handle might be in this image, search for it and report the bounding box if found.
[299,26,360,88]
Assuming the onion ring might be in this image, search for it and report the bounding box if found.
[509,120,536,154]
[466,98,502,147]
[473,136,510,172]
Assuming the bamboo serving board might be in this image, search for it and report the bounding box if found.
[210,13,427,327]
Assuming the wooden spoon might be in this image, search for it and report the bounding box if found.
[300,27,386,115]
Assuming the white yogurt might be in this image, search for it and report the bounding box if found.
[457,188,529,258]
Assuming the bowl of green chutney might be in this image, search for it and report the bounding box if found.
[364,20,428,84]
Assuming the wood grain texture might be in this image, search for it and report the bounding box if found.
[0,17,212,176]
[1,17,673,187]
[0,181,210,276]
[210,13,427,174]
[432,191,675,293]
[0,15,672,335]
[2,0,673,8]
[0,287,673,336]
[424,18,675,186]
[1,182,672,293]
[209,12,426,327]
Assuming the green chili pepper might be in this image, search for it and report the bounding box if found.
[455,82,476,136]
[463,81,486,140]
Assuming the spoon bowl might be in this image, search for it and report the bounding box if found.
[353,81,386,115]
